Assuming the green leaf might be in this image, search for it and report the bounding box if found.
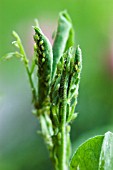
[33,26,53,109]
[70,135,104,170]
[99,131,113,170]
[70,131,113,170]
[52,10,74,79]
[65,23,75,52]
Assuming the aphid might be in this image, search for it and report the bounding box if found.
[39,40,43,45]
[78,61,80,66]
[39,50,42,55]
[41,45,45,51]
[42,58,45,63]
[66,125,71,133]
[75,64,78,71]
[34,34,39,41]
[57,132,61,140]
[42,53,45,58]
[34,43,37,51]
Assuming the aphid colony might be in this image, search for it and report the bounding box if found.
[33,27,53,109]
[34,34,46,63]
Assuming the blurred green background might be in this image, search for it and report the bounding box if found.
[0,0,113,169]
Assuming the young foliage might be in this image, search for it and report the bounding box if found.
[52,11,74,79]
[1,10,113,170]
[34,27,53,109]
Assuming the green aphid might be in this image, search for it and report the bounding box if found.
[39,40,44,45]
[34,43,37,51]
[33,26,53,109]
[34,34,39,41]
[42,58,45,63]
[42,52,45,58]
[41,45,45,51]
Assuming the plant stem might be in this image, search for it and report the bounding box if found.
[19,42,37,102]
[26,65,37,101]
[12,31,37,101]
[60,110,67,170]
[58,74,68,170]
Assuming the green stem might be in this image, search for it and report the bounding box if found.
[12,31,37,101]
[19,43,36,101]
[26,64,37,102]
[60,110,67,170]
[58,76,68,170]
